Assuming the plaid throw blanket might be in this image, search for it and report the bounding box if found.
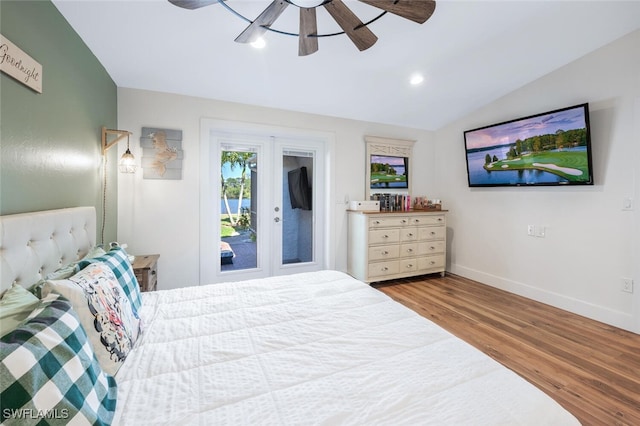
[1,292,117,425]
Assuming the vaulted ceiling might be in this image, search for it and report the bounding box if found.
[52,1,640,131]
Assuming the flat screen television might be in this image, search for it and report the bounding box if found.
[463,103,594,187]
[370,154,409,189]
[288,166,312,210]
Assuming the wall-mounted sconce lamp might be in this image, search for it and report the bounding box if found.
[100,126,134,243]
[102,126,136,173]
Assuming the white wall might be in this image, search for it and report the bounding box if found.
[436,30,640,333]
[117,90,435,289]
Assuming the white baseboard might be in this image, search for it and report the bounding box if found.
[449,263,637,334]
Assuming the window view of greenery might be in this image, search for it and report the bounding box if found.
[221,151,253,238]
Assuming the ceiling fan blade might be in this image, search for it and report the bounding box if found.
[235,0,290,44]
[167,0,219,10]
[358,0,436,24]
[299,8,319,56]
[324,0,377,51]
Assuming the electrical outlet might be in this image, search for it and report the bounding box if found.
[622,198,633,211]
[527,225,535,236]
[535,226,546,238]
[621,278,634,293]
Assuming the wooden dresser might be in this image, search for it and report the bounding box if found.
[348,210,447,283]
[132,254,159,292]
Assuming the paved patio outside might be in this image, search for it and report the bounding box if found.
[221,231,257,271]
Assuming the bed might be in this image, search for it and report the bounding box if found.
[0,207,580,425]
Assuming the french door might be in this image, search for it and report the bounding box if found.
[199,121,328,284]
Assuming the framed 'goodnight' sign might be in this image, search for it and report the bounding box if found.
[0,34,42,93]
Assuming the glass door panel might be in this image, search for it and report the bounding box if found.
[272,139,324,276]
[281,152,314,265]
[220,148,258,272]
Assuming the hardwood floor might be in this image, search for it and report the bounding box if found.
[374,273,640,426]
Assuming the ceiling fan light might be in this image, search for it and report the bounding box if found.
[410,73,424,85]
[173,0,436,56]
[251,37,266,49]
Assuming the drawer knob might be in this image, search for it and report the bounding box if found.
[382,267,388,271]
[381,250,389,255]
[407,233,414,237]
[374,220,381,225]
[430,246,435,250]
[401,219,407,223]
[383,234,389,238]
[430,231,436,236]
[407,248,413,253]
[406,264,413,268]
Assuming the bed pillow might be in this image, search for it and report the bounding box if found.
[28,245,108,298]
[78,246,142,314]
[43,262,140,376]
[0,292,117,425]
[47,245,108,281]
[0,284,40,337]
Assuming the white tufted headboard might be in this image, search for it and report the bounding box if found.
[0,207,96,292]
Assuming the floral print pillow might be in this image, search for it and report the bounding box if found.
[43,262,141,376]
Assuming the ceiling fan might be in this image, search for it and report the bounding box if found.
[168,0,436,56]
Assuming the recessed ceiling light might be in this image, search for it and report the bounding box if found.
[410,73,424,86]
[251,37,266,49]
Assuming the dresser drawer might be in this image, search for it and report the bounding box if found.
[399,243,418,257]
[418,254,445,270]
[368,245,400,261]
[418,226,446,241]
[368,261,400,278]
[400,258,418,273]
[417,240,446,255]
[369,228,400,244]
[400,228,419,242]
[411,215,445,226]
[369,216,411,228]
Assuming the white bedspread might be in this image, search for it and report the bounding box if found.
[113,270,579,425]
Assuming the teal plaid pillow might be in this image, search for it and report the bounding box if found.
[1,292,117,425]
[78,247,142,314]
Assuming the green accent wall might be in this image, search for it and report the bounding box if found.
[0,0,118,243]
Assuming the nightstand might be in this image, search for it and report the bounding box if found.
[132,254,159,292]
